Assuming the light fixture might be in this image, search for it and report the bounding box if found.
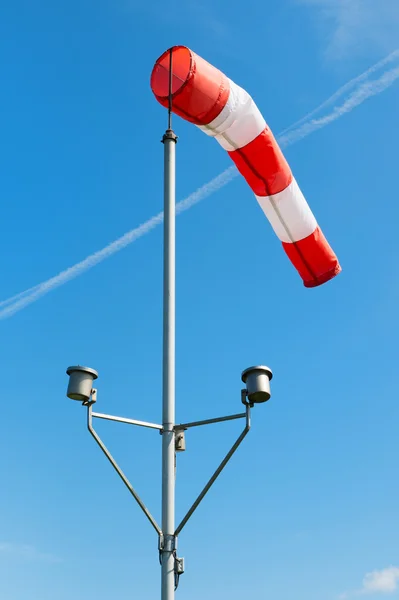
[241,365,273,404]
[66,365,98,402]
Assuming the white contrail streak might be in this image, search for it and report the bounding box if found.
[1,59,399,320]
[0,284,41,307]
[278,64,399,148]
[0,167,238,319]
[279,49,399,136]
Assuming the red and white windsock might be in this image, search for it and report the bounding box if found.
[150,46,341,288]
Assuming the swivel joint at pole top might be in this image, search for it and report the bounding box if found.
[162,129,178,144]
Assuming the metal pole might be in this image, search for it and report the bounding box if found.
[161,119,177,597]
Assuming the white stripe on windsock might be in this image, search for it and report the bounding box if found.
[198,80,266,151]
[256,179,318,243]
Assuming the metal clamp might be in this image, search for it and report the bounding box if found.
[158,533,176,553]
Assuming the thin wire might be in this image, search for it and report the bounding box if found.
[168,47,173,130]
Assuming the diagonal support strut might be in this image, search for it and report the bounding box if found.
[174,403,251,537]
[87,403,162,536]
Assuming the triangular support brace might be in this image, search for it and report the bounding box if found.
[86,403,162,536]
[174,399,251,537]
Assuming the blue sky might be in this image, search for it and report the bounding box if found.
[0,1,398,599]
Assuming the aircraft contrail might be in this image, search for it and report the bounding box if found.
[278,64,399,148]
[1,58,399,320]
[0,284,41,307]
[279,48,399,136]
[0,166,238,319]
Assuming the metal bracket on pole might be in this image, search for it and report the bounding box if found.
[175,411,247,431]
[86,403,162,536]
[174,403,251,537]
[158,532,176,552]
[91,410,163,431]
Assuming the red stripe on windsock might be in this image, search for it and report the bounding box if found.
[150,46,229,125]
[282,227,341,288]
[228,128,292,197]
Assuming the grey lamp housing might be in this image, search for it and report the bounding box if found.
[241,365,273,404]
[66,366,98,402]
